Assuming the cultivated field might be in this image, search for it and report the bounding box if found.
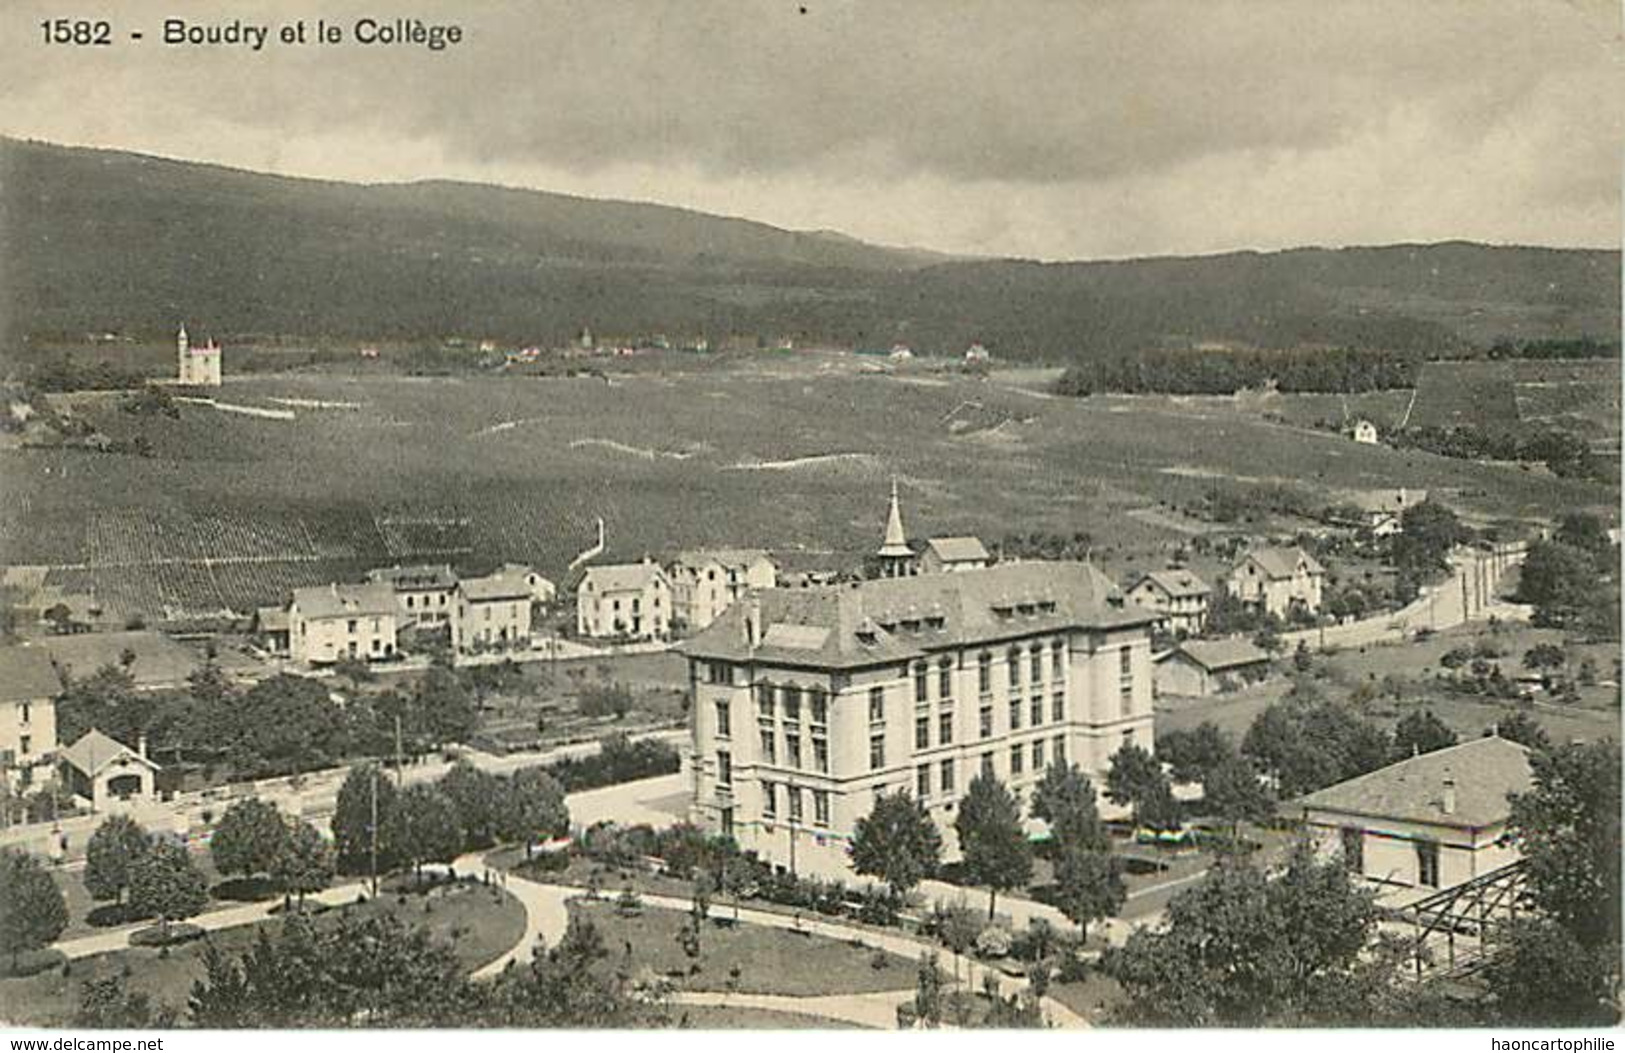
[2,358,1614,619]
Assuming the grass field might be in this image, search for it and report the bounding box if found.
[0,881,525,1027]
[2,361,1613,620]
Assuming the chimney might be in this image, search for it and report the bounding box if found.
[1441,771,1456,816]
[744,597,763,649]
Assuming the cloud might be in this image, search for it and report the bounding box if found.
[0,0,1617,258]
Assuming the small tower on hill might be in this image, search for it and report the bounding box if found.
[876,478,916,579]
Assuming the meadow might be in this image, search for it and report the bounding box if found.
[1,355,1613,619]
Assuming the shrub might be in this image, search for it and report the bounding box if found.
[128,922,204,948]
[975,925,1013,959]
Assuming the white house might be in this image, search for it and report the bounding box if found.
[1298,736,1532,893]
[918,537,991,575]
[576,561,673,641]
[365,564,458,627]
[669,549,778,632]
[1227,546,1324,619]
[452,568,535,654]
[59,729,160,811]
[1153,638,1270,697]
[288,583,399,665]
[1126,568,1211,635]
[0,645,60,794]
[1351,419,1380,445]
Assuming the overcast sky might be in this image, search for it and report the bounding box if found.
[1,0,1619,260]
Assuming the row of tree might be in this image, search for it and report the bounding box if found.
[1055,347,1421,397]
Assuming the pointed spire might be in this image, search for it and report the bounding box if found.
[878,477,910,558]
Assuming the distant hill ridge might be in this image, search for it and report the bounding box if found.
[1,137,1617,360]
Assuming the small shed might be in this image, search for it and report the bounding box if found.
[60,729,160,810]
[1154,638,1271,697]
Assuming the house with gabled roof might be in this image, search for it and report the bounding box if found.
[366,563,458,626]
[1297,736,1532,895]
[669,548,778,632]
[288,583,399,665]
[0,645,60,793]
[1227,545,1324,618]
[576,560,673,641]
[1153,637,1270,696]
[452,566,539,654]
[1126,567,1211,635]
[59,728,159,810]
[918,537,991,575]
[680,560,1157,878]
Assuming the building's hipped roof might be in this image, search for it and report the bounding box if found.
[683,561,1150,669]
[1297,736,1532,830]
[580,562,667,592]
[291,582,397,619]
[1131,568,1210,598]
[61,729,160,778]
[1162,637,1268,672]
[366,564,458,590]
[672,549,774,570]
[923,537,990,563]
[1241,546,1325,580]
[460,569,535,602]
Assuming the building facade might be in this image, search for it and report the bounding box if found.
[682,562,1158,879]
[669,549,778,632]
[176,326,222,387]
[452,569,535,654]
[0,646,61,793]
[1227,546,1324,619]
[1125,568,1210,635]
[1298,737,1531,893]
[288,583,399,664]
[365,564,459,627]
[576,561,673,641]
[1152,638,1270,697]
[60,729,159,811]
[918,537,991,575]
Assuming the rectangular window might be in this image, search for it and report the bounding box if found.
[783,686,801,722]
[716,751,732,787]
[762,781,777,818]
[1011,744,1025,776]
[1031,694,1044,727]
[915,715,930,750]
[756,684,773,719]
[1120,647,1133,676]
[978,652,992,695]
[787,733,803,770]
[20,703,29,724]
[938,659,953,700]
[810,692,828,727]
[1052,691,1065,724]
[1120,681,1133,717]
[870,734,886,770]
[1341,827,1363,873]
[812,736,829,773]
[870,685,886,724]
[1032,739,1045,769]
[788,787,803,822]
[914,661,929,703]
[939,711,953,745]
[1009,698,1023,731]
[714,700,731,738]
[1051,640,1065,679]
[20,735,31,755]
[1054,735,1066,763]
[1031,648,1043,683]
[979,704,993,739]
[1416,840,1440,888]
[1007,646,1021,691]
[940,758,956,794]
[760,729,776,764]
[916,764,931,799]
[813,790,830,826]
[981,752,996,780]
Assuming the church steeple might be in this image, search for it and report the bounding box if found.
[876,478,914,578]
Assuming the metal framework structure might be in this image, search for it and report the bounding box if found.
[1388,860,1529,980]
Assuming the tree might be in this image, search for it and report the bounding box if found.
[1491,711,1551,754]
[271,819,336,905]
[1554,512,1613,561]
[1029,762,1108,856]
[495,767,570,856]
[210,797,290,882]
[84,815,150,906]
[79,969,165,1028]
[389,784,465,880]
[1508,740,1621,951]
[332,764,398,876]
[1105,743,1173,827]
[413,666,477,747]
[1483,918,1619,1026]
[1391,500,1468,578]
[1203,756,1273,837]
[1104,844,1379,1026]
[1517,541,1595,627]
[128,840,208,941]
[1521,643,1567,684]
[439,760,504,849]
[1242,698,1391,797]
[1391,709,1457,759]
[1156,722,1234,785]
[233,674,342,777]
[1050,846,1124,942]
[552,911,608,970]
[851,791,943,902]
[0,849,68,970]
[953,773,1032,920]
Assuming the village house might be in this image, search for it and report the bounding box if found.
[175,325,222,387]
[288,583,399,665]
[1348,487,1429,537]
[1227,545,1325,619]
[1297,736,1532,894]
[495,563,557,606]
[669,549,779,632]
[1351,419,1380,445]
[0,645,60,793]
[576,560,673,641]
[681,561,1158,878]
[1153,638,1271,697]
[59,729,160,811]
[918,537,992,575]
[1125,568,1211,635]
[452,567,536,654]
[365,564,458,627]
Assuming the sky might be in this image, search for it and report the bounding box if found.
[1,0,1619,260]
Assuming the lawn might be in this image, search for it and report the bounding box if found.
[468,653,688,755]
[565,900,918,998]
[0,879,524,1027]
